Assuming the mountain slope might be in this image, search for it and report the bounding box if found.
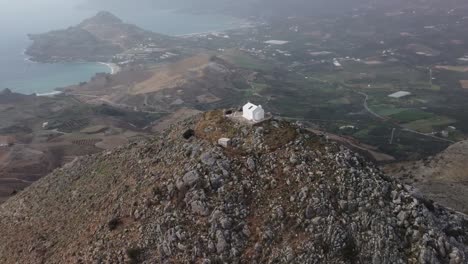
[385,140,468,215]
[25,11,173,62]
[62,54,251,112]
[0,111,466,263]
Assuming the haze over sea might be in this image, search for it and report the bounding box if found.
[0,0,244,95]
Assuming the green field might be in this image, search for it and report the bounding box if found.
[353,128,371,138]
[245,82,269,97]
[370,104,408,116]
[435,66,468,72]
[390,109,435,123]
[221,50,272,71]
[403,116,456,133]
[327,97,352,105]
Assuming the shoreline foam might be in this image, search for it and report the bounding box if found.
[98,62,121,75]
[36,91,62,97]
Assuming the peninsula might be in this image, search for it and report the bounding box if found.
[25,11,175,63]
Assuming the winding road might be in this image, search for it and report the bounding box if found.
[0,178,34,184]
[357,92,386,120]
[67,93,172,114]
[356,91,455,144]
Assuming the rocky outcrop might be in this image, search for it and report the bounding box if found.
[0,111,466,263]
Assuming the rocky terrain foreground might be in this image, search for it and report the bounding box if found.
[0,110,467,263]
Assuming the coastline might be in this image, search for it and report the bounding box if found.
[4,59,118,97]
[8,12,251,97]
[39,62,119,96]
[36,91,62,97]
[22,49,38,64]
[98,62,121,75]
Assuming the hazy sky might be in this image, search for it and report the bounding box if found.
[0,0,380,35]
[0,0,92,33]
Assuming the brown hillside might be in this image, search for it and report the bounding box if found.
[131,54,214,94]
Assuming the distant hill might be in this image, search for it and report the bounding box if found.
[84,0,468,17]
[25,11,174,63]
[0,111,466,263]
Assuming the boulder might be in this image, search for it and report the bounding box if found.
[218,138,231,148]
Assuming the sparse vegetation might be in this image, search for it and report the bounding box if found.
[263,121,298,150]
[182,129,195,140]
[194,110,237,142]
[126,247,142,264]
[107,217,121,231]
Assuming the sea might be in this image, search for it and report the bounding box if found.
[0,2,245,95]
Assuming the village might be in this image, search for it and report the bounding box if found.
[112,43,181,66]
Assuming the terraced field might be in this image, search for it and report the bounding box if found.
[72,138,102,146]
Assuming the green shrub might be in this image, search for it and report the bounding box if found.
[107,217,121,231]
[126,247,142,264]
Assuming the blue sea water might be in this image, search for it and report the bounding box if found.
[0,35,111,95]
[0,3,244,95]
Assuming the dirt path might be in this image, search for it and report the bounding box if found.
[0,178,34,184]
[68,93,172,114]
[306,128,396,162]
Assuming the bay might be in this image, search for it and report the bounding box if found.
[0,2,244,95]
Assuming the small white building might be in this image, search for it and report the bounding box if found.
[441,130,449,138]
[0,136,14,147]
[264,40,290,45]
[333,58,342,67]
[339,125,356,130]
[243,103,265,122]
[388,91,411,99]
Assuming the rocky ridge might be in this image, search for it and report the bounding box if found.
[0,110,467,263]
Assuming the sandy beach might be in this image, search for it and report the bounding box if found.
[99,62,121,74]
[36,91,62,97]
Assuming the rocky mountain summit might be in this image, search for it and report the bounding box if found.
[0,110,467,263]
[80,11,124,26]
